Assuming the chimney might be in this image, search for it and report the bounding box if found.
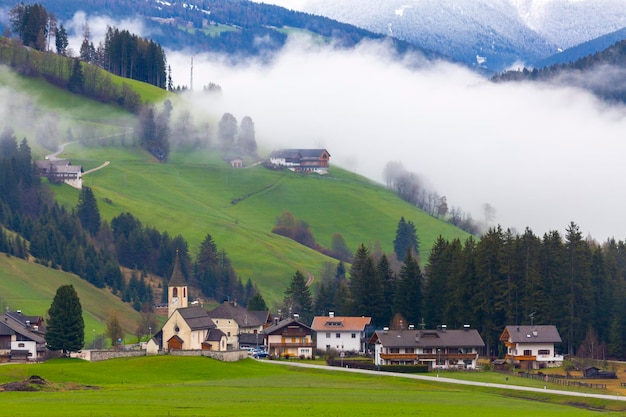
[464,324,470,331]
[383,327,389,334]
[440,324,447,332]
[329,311,334,318]
[408,324,415,330]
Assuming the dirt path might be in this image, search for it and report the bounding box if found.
[82,161,110,176]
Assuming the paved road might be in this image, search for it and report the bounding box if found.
[260,360,626,402]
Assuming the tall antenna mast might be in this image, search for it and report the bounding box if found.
[190,56,194,91]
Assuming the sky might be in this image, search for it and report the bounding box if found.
[56,14,626,242]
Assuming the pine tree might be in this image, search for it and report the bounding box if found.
[393,216,420,260]
[284,270,313,324]
[67,59,85,93]
[55,23,68,55]
[46,285,85,355]
[247,292,268,311]
[393,250,423,326]
[76,186,100,236]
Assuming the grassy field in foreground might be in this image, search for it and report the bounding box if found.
[1,356,625,417]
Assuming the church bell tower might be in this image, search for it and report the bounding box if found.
[168,251,188,317]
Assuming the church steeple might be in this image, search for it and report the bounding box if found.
[168,251,188,317]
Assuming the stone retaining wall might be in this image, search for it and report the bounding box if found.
[73,349,248,362]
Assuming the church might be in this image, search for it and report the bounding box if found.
[146,254,227,354]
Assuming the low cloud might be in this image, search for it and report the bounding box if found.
[167,36,626,241]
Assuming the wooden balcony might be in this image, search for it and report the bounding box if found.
[380,353,418,361]
[418,353,478,361]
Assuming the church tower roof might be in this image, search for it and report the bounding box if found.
[169,251,186,287]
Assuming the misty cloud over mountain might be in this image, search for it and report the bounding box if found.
[167,36,626,242]
[252,0,626,72]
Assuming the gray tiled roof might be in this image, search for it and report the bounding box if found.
[371,329,485,349]
[262,318,313,335]
[177,307,215,331]
[205,328,227,342]
[503,325,562,344]
[0,314,46,343]
[206,302,268,329]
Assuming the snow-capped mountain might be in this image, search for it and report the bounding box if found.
[256,0,626,72]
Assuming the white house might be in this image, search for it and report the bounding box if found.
[500,325,563,369]
[311,313,371,353]
[369,326,485,369]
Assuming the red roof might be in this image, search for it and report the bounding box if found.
[310,316,371,332]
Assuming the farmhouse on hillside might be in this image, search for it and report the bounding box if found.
[0,310,47,362]
[262,317,315,358]
[311,312,372,354]
[369,326,485,369]
[35,159,82,189]
[500,325,563,370]
[267,149,330,174]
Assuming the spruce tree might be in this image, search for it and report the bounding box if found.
[284,270,313,324]
[247,292,268,311]
[46,285,85,355]
[76,186,101,235]
[393,216,420,260]
[393,251,423,327]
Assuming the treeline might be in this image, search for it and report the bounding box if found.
[0,37,142,113]
[7,2,167,90]
[492,39,626,103]
[422,224,626,360]
[13,0,435,61]
[99,26,167,89]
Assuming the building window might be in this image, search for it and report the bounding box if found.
[173,288,178,297]
[405,348,414,353]
[538,349,550,355]
[18,343,25,348]
[336,333,340,338]
[423,348,432,354]
[326,333,331,338]
[227,332,231,337]
[523,349,532,356]
[390,348,400,353]
[351,333,356,339]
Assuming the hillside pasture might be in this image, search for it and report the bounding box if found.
[0,255,143,340]
[48,143,469,303]
[0,356,624,416]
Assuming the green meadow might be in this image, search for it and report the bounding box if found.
[0,255,143,340]
[49,143,469,303]
[0,356,624,417]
